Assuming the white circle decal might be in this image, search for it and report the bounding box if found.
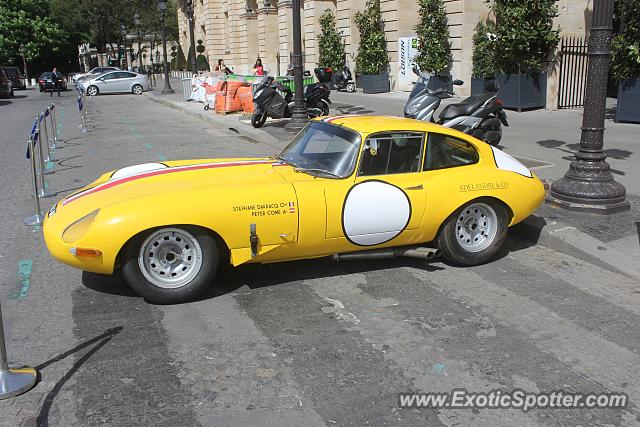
[343,181,411,246]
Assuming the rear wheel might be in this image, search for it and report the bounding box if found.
[87,85,99,96]
[122,226,219,304]
[132,84,143,95]
[437,199,508,266]
[251,108,267,128]
[320,99,330,116]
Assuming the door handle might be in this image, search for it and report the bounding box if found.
[404,184,423,190]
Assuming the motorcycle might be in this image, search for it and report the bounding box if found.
[251,67,332,128]
[404,70,508,146]
[333,65,356,92]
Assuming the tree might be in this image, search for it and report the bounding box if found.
[0,0,67,67]
[317,9,346,70]
[413,0,451,74]
[612,0,640,80]
[488,0,560,73]
[354,0,388,75]
[472,21,497,78]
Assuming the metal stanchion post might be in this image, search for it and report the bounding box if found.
[43,108,56,163]
[49,103,58,148]
[24,135,44,226]
[78,96,86,133]
[36,114,56,199]
[0,300,37,399]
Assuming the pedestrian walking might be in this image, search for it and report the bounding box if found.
[50,67,61,97]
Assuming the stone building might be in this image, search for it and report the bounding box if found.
[176,0,592,100]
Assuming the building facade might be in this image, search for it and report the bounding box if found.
[177,0,592,100]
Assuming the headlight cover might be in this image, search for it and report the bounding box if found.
[62,209,100,244]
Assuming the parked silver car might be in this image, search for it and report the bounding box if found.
[73,66,120,83]
[81,71,150,96]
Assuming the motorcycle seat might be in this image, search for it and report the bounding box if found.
[439,93,494,121]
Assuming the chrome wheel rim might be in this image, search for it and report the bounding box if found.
[133,85,142,94]
[88,87,97,96]
[138,228,203,289]
[456,203,498,253]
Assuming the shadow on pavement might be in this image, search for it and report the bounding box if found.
[0,100,11,106]
[34,326,123,427]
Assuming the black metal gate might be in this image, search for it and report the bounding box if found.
[557,36,589,109]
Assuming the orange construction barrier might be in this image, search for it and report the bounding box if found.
[237,84,254,114]
[215,81,243,114]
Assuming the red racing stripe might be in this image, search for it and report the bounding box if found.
[63,160,275,205]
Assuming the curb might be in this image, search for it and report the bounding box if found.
[511,215,640,280]
[144,92,284,149]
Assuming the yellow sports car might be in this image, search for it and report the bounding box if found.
[43,116,544,303]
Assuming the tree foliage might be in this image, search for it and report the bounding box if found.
[472,21,497,78]
[612,0,640,80]
[317,9,346,70]
[0,0,67,66]
[354,0,388,75]
[488,0,560,73]
[413,0,451,74]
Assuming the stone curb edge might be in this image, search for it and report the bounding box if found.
[511,216,640,280]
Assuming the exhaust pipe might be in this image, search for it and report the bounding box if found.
[333,247,441,262]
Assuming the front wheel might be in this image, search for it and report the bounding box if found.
[132,84,143,95]
[346,82,356,93]
[437,200,508,266]
[87,85,99,96]
[122,226,220,304]
[251,109,267,128]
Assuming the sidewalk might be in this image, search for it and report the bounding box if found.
[146,79,640,281]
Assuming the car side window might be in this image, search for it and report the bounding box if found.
[358,132,424,176]
[423,133,479,171]
[101,73,117,80]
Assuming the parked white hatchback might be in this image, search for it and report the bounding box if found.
[82,71,150,96]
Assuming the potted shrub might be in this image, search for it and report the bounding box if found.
[471,21,497,95]
[612,0,640,123]
[196,39,210,72]
[317,9,346,89]
[489,0,560,110]
[354,0,389,93]
[413,0,451,90]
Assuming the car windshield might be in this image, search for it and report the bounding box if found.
[278,121,361,178]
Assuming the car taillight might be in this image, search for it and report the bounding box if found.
[39,79,44,83]
[495,99,503,106]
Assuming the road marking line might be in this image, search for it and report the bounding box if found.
[10,260,33,299]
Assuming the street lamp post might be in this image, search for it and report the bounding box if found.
[121,23,129,70]
[548,0,629,213]
[186,0,198,75]
[134,13,142,72]
[285,0,307,132]
[157,1,175,93]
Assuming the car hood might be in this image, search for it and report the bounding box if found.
[55,158,288,214]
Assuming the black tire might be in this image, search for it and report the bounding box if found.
[320,99,330,116]
[121,226,220,304]
[251,109,267,128]
[437,199,509,266]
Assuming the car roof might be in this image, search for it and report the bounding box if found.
[316,115,451,135]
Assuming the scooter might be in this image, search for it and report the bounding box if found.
[251,67,332,128]
[333,65,356,92]
[404,70,508,146]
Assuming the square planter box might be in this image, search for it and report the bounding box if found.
[471,77,493,95]
[360,72,390,94]
[495,72,547,111]
[615,78,640,124]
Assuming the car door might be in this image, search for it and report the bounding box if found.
[97,72,117,92]
[325,131,427,246]
[118,72,137,92]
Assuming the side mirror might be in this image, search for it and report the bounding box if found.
[452,79,464,85]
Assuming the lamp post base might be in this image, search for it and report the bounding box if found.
[0,367,38,400]
[549,158,630,214]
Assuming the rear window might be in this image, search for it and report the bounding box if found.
[3,67,19,77]
[41,72,52,78]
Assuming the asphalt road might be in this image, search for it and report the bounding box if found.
[0,88,639,426]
